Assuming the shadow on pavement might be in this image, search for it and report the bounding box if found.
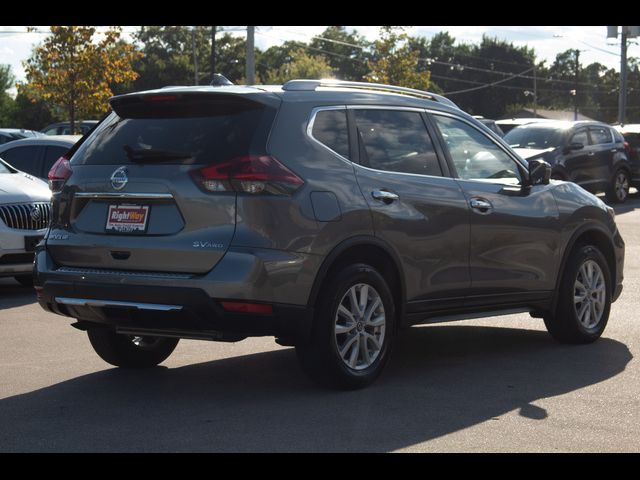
[0,324,631,452]
[612,194,640,215]
[0,278,37,310]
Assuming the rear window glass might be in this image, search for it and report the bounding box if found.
[70,95,276,166]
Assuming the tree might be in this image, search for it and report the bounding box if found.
[366,27,432,90]
[261,48,333,84]
[0,65,16,126]
[132,27,250,89]
[309,26,371,81]
[20,26,140,133]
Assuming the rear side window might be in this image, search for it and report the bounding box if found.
[71,95,277,166]
[311,109,350,159]
[353,109,442,177]
[590,127,613,145]
[0,146,43,177]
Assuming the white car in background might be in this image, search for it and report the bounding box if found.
[0,157,51,286]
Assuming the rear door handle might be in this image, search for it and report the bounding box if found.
[371,190,399,204]
[470,197,493,214]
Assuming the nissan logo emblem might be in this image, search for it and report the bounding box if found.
[110,167,128,190]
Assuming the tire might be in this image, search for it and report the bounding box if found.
[606,169,630,204]
[296,263,395,390]
[544,244,611,344]
[14,275,33,287]
[87,328,179,368]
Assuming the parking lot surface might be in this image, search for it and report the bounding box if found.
[1,197,640,452]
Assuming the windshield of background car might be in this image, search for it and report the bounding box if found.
[504,126,564,149]
[69,96,276,166]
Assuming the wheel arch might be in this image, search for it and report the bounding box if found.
[307,236,406,330]
[552,224,617,311]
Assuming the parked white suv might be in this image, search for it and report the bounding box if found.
[0,157,51,286]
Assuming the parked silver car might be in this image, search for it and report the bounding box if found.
[0,158,51,285]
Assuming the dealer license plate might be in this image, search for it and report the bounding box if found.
[105,205,149,233]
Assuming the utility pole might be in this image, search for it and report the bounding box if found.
[246,26,255,85]
[574,49,579,121]
[619,27,628,125]
[210,26,217,78]
[533,64,538,116]
[607,26,639,125]
[192,27,199,85]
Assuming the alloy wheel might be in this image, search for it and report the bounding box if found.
[573,259,607,329]
[615,171,629,202]
[334,283,386,371]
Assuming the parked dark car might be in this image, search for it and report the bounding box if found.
[35,80,624,389]
[0,128,44,145]
[614,124,640,188]
[41,121,99,136]
[505,121,632,203]
[0,136,81,179]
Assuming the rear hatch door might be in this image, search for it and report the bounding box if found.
[47,90,280,274]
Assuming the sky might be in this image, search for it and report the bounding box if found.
[1,25,637,94]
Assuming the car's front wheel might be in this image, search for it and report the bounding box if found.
[544,244,611,344]
[607,169,630,203]
[87,328,179,368]
[296,264,395,390]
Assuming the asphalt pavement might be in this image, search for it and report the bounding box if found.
[1,197,639,452]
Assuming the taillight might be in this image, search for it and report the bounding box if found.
[192,155,304,195]
[48,156,72,192]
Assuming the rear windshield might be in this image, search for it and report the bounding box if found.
[70,95,277,166]
[504,127,564,149]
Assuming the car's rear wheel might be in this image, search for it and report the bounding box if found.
[87,328,179,368]
[544,244,611,344]
[607,169,630,203]
[296,263,395,390]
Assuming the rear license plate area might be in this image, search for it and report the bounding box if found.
[105,205,150,234]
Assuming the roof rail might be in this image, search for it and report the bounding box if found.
[282,79,459,109]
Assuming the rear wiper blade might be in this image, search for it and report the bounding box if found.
[123,145,192,162]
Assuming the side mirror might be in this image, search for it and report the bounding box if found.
[563,142,584,154]
[528,158,551,186]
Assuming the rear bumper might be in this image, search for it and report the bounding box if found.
[35,247,317,344]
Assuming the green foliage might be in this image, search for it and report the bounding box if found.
[131,27,249,90]
[309,26,371,81]
[261,48,333,84]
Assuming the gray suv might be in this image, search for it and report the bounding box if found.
[35,80,625,389]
